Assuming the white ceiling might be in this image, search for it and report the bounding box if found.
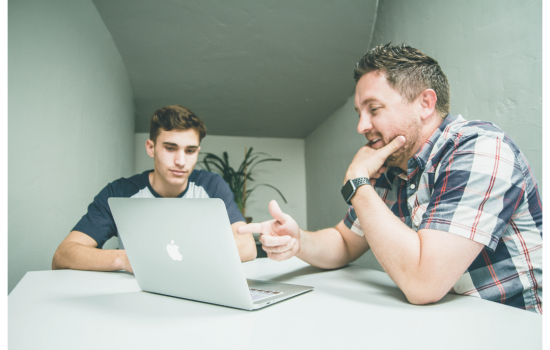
[92,0,378,138]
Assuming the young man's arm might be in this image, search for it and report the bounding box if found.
[231,221,257,262]
[53,223,256,270]
[52,231,132,272]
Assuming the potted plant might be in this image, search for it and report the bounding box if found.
[199,147,287,221]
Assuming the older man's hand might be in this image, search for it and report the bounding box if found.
[345,135,405,185]
[237,200,300,262]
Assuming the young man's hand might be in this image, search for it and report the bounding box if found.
[345,135,405,185]
[115,250,133,273]
[237,200,300,262]
[52,231,134,273]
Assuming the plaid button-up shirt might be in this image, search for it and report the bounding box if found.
[344,114,542,313]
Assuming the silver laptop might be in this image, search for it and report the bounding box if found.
[108,198,313,310]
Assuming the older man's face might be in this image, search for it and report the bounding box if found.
[354,71,423,170]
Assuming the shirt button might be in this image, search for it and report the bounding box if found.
[410,183,416,190]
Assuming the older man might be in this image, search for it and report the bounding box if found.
[239,43,542,313]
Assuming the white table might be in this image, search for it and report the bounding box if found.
[9,258,541,349]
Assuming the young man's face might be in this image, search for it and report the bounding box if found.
[146,128,201,197]
[354,71,423,170]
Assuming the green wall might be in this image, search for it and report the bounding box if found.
[8,0,135,293]
[304,0,542,268]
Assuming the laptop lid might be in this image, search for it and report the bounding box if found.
[108,198,255,310]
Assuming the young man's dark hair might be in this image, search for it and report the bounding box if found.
[149,105,207,143]
[354,43,451,117]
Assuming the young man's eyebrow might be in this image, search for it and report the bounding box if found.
[162,142,199,149]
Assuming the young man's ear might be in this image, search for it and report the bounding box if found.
[146,139,155,158]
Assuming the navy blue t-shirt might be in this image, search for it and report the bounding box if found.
[73,169,245,248]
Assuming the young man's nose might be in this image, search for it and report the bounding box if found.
[174,150,186,166]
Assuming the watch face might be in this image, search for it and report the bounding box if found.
[341,180,355,203]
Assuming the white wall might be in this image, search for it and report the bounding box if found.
[304,97,384,270]
[8,0,135,293]
[371,0,542,192]
[305,97,365,231]
[304,0,542,271]
[135,133,308,233]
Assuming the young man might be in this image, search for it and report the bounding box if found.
[238,44,542,313]
[53,105,257,272]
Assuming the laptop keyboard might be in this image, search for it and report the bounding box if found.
[249,288,282,302]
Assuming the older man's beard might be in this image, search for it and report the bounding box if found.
[384,118,422,168]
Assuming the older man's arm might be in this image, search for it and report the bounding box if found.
[351,184,484,305]
[237,200,370,268]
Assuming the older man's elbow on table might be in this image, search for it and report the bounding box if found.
[370,251,470,306]
[401,281,449,306]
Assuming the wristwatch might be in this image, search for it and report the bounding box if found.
[341,177,371,205]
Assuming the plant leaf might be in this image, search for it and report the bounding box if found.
[249,151,271,157]
[202,153,225,164]
[204,160,226,175]
[248,184,287,203]
[247,158,282,173]
[238,155,259,173]
[200,147,286,214]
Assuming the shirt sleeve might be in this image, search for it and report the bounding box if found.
[208,174,246,224]
[419,133,525,251]
[343,205,365,237]
[343,176,394,237]
[72,184,118,249]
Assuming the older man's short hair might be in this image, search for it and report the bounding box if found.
[354,43,450,117]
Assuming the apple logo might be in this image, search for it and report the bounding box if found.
[166,240,183,261]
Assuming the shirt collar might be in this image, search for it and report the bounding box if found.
[412,113,457,171]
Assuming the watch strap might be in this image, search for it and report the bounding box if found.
[351,177,370,188]
[342,176,371,205]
